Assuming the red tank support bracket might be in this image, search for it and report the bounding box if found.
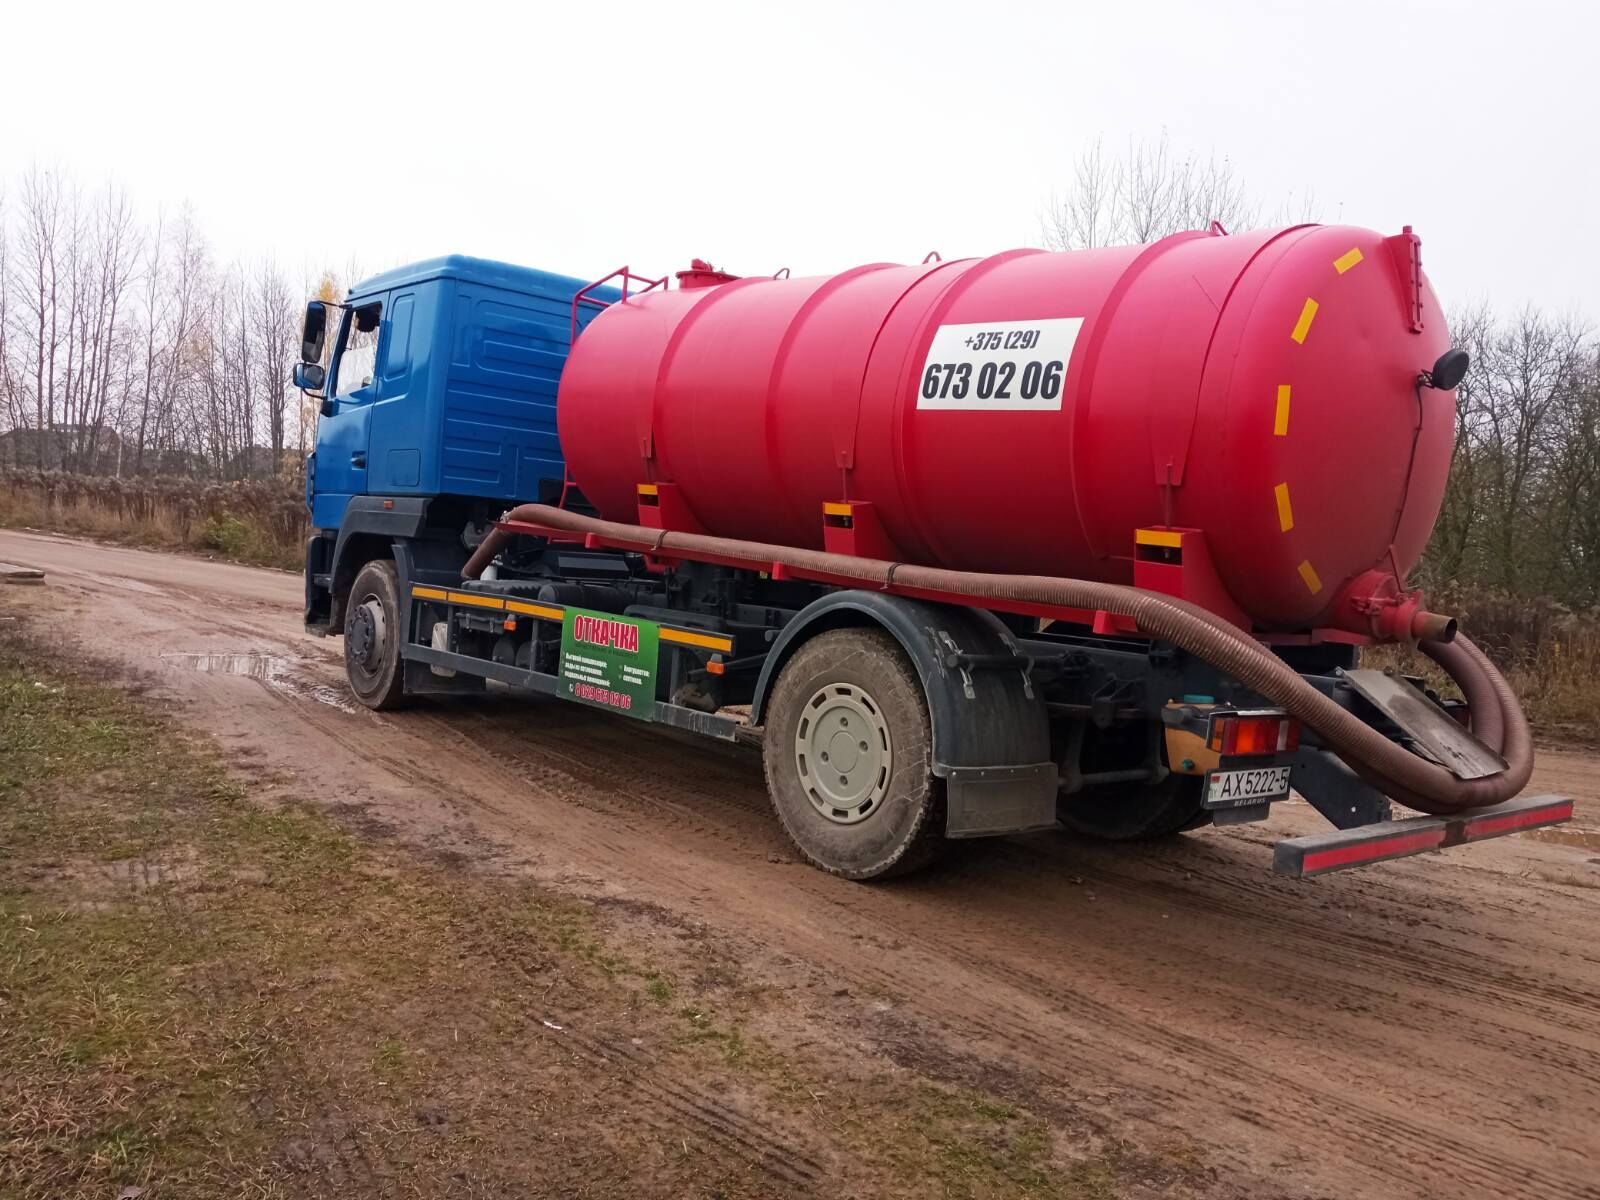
[1382,226,1425,333]
[821,501,906,561]
[635,483,707,535]
[1133,528,1253,632]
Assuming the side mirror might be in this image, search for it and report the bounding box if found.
[293,361,326,392]
[300,301,328,364]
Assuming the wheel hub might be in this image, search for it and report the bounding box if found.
[349,598,387,668]
[794,683,892,825]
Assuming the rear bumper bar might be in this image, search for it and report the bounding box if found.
[1273,794,1574,877]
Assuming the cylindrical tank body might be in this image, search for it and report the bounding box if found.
[557,226,1455,631]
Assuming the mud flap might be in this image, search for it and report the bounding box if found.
[403,658,486,696]
[943,762,1060,838]
[752,592,1056,838]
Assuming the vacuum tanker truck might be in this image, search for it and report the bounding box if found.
[294,225,1570,880]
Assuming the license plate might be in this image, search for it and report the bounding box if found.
[1205,765,1292,808]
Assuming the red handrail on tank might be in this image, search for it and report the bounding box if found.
[571,266,668,341]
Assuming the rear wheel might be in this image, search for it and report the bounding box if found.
[344,559,409,711]
[762,628,945,880]
[1057,774,1211,841]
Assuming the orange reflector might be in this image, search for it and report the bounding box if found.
[502,617,517,632]
[706,658,726,676]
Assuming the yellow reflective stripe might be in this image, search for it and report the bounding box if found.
[1135,528,1183,548]
[1274,385,1291,436]
[660,627,734,652]
[1298,560,1323,594]
[1291,298,1319,344]
[504,600,565,620]
[446,591,505,610]
[1274,483,1295,533]
[416,584,730,649]
[1333,247,1364,274]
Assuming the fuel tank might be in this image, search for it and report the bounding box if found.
[556,226,1456,632]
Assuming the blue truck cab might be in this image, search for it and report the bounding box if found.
[299,256,615,634]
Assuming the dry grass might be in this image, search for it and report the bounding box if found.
[0,616,1159,1199]
[0,470,304,570]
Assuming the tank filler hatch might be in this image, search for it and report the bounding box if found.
[675,258,741,289]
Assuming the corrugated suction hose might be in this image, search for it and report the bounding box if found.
[464,506,1532,816]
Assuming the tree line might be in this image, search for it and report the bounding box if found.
[3,152,1596,613]
[0,168,317,480]
[1427,307,1599,610]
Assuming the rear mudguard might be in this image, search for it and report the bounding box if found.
[752,591,1058,837]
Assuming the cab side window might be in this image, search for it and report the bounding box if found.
[331,302,382,399]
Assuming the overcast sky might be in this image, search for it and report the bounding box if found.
[2,0,1595,317]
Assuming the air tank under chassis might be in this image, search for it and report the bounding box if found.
[556,225,1455,633]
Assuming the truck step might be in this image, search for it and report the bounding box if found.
[1273,794,1573,877]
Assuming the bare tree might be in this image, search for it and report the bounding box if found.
[1041,135,1265,251]
[1425,306,1598,605]
[0,184,13,432]
[17,168,66,437]
[254,261,297,472]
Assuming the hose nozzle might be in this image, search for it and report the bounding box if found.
[1330,569,1457,644]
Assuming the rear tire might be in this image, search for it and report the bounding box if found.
[1057,774,1211,841]
[344,559,409,711]
[762,628,945,880]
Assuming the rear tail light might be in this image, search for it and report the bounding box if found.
[1208,711,1300,757]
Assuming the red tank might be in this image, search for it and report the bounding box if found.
[556,226,1456,633]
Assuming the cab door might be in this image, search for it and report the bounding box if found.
[309,297,385,529]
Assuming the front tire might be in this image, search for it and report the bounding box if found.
[344,559,409,711]
[762,628,945,880]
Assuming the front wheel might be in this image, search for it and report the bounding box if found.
[761,628,946,880]
[344,559,409,711]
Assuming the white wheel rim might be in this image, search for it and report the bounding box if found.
[793,682,892,825]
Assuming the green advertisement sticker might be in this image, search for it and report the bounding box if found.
[558,608,659,720]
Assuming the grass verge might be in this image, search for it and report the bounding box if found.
[0,473,303,571]
[0,618,1175,1199]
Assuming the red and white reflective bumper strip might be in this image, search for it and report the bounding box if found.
[1274,794,1574,877]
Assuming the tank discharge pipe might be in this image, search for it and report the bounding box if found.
[464,505,1531,817]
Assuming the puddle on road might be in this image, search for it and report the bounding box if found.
[162,652,358,714]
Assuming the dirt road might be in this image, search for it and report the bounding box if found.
[5,528,1598,1199]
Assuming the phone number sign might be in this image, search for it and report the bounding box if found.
[558,608,659,720]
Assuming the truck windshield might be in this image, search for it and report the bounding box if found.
[332,303,382,398]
